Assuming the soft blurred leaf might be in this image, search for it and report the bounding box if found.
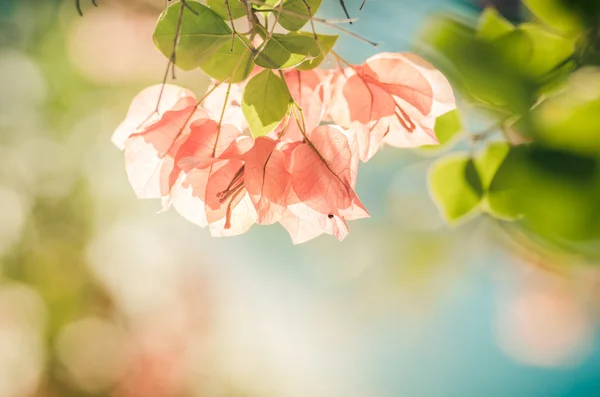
[475,141,514,219]
[519,23,575,76]
[477,8,515,40]
[421,18,536,114]
[476,141,511,189]
[489,144,600,241]
[419,109,463,152]
[524,0,584,33]
[531,67,600,155]
[429,154,483,224]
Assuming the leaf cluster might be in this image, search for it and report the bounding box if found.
[424,1,600,262]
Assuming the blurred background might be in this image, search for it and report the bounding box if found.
[1,0,600,396]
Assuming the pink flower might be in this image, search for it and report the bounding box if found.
[113,50,455,243]
[329,52,456,162]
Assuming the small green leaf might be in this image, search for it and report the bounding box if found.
[242,70,291,138]
[531,68,600,156]
[278,0,322,31]
[474,141,514,220]
[421,18,537,114]
[207,0,247,20]
[477,8,515,40]
[296,33,338,70]
[200,36,254,83]
[523,0,583,33]
[486,147,526,221]
[518,23,575,76]
[475,141,511,190]
[255,33,321,69]
[419,109,463,152]
[153,1,232,70]
[429,154,483,224]
[491,30,534,71]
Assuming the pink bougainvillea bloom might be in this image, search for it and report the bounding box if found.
[273,135,355,244]
[112,84,196,149]
[329,52,455,162]
[243,136,291,225]
[168,120,250,232]
[112,84,208,199]
[288,125,368,220]
[172,120,242,177]
[279,204,350,244]
[111,51,456,243]
[202,82,248,133]
[272,69,325,142]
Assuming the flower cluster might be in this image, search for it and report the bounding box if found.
[112,52,455,243]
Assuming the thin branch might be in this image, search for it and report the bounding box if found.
[153,0,191,114]
[339,0,352,24]
[225,0,237,51]
[75,0,98,17]
[248,0,378,47]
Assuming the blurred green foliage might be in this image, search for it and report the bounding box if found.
[424,1,600,262]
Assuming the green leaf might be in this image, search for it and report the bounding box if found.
[200,36,254,83]
[531,68,600,156]
[278,0,322,31]
[207,0,247,20]
[477,8,515,40]
[488,145,600,240]
[523,0,583,33]
[153,1,232,70]
[475,141,511,190]
[429,154,484,224]
[242,70,291,138]
[486,146,527,221]
[255,33,321,69]
[491,30,534,72]
[419,109,463,152]
[474,142,513,220]
[296,33,338,70]
[420,18,536,114]
[518,23,575,76]
[252,0,280,10]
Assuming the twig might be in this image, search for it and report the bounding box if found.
[75,0,97,17]
[339,0,352,24]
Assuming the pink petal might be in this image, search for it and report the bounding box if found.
[170,171,209,227]
[202,82,248,133]
[123,103,208,199]
[204,159,246,224]
[330,69,397,162]
[112,84,196,150]
[219,135,254,159]
[244,137,291,225]
[279,204,349,244]
[272,70,325,142]
[209,192,257,237]
[381,96,439,148]
[289,125,368,219]
[360,52,455,118]
[173,120,241,174]
[169,123,248,230]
